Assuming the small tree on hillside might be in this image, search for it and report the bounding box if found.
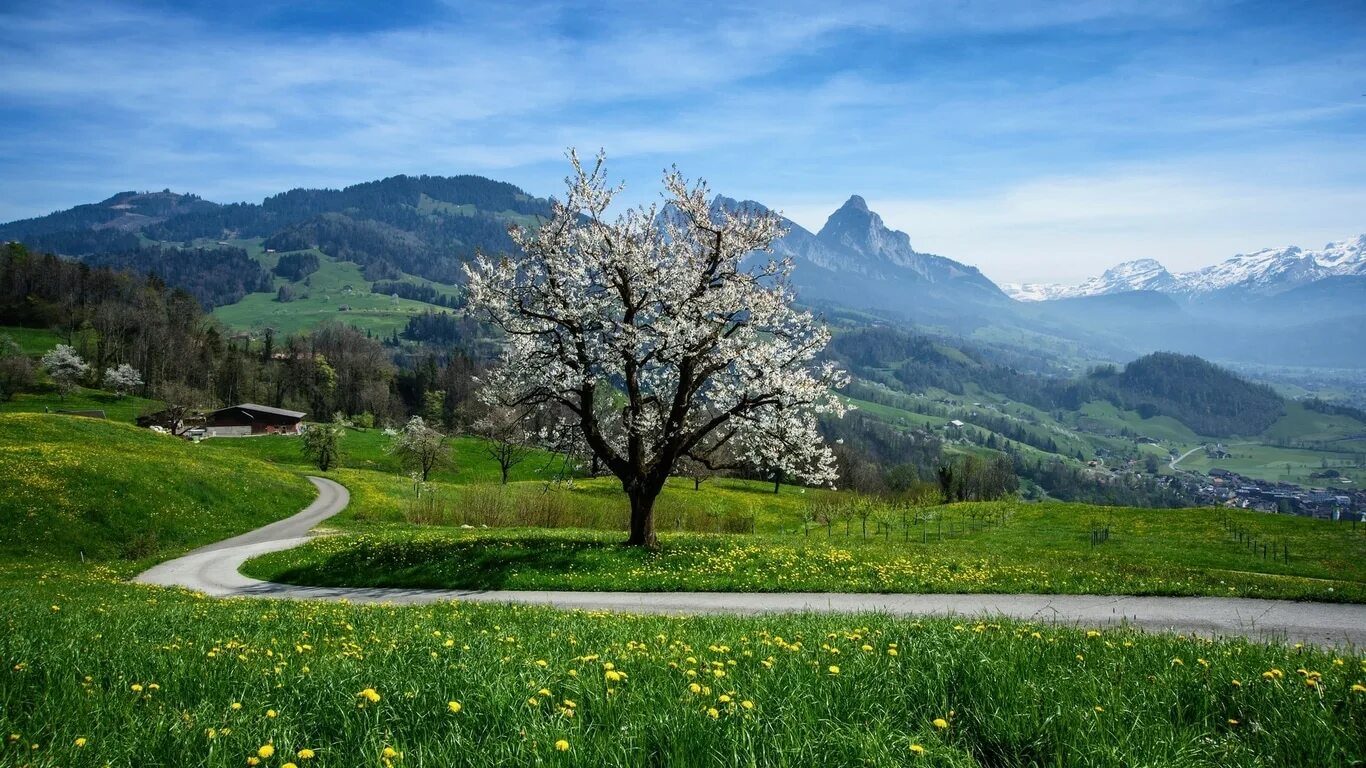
[473,405,531,485]
[152,382,210,436]
[678,455,715,491]
[301,421,345,472]
[41,344,88,400]
[389,415,450,482]
[466,152,847,548]
[0,335,35,402]
[102,363,144,397]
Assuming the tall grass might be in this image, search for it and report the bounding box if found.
[2,563,1363,767]
[403,482,759,534]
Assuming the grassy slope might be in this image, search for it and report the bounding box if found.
[212,251,446,336]
[245,500,1366,602]
[1180,445,1363,487]
[0,386,161,423]
[204,238,460,336]
[3,569,1363,767]
[0,414,313,563]
[2,401,1365,765]
[0,326,62,355]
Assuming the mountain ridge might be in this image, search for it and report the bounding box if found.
[1006,235,1366,301]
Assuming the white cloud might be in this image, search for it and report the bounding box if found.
[780,162,1366,284]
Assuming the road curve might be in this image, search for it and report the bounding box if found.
[135,477,1366,648]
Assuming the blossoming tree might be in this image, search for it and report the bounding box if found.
[466,152,848,548]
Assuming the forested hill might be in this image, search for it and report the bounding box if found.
[0,174,553,293]
[828,326,1288,438]
[1090,352,1285,436]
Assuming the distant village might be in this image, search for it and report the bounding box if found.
[1195,467,1363,521]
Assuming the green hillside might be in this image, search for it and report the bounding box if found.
[0,326,61,355]
[212,245,452,335]
[0,413,313,562]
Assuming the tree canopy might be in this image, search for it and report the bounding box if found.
[467,152,846,547]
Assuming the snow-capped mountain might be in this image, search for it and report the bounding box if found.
[1006,235,1366,301]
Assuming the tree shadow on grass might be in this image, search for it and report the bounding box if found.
[270,535,654,590]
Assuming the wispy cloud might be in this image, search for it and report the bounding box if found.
[0,0,1361,282]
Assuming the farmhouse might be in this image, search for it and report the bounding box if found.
[205,403,306,437]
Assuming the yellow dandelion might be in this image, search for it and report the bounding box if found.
[258,744,275,759]
[538,688,552,697]
[1352,684,1366,693]
[74,737,87,748]
[231,702,242,710]
[828,665,840,675]
[554,739,570,752]
[297,748,316,759]
[448,701,462,714]
[741,700,754,710]
[910,744,926,755]
[933,718,949,729]
[382,747,399,759]
[266,709,277,719]
[707,707,720,719]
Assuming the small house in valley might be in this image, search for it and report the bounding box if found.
[205,403,306,436]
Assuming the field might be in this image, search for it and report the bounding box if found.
[212,248,451,336]
[0,386,161,424]
[4,413,1366,766]
[0,326,62,356]
[0,414,312,562]
[1179,444,1363,488]
[244,502,1366,603]
[3,562,1364,768]
[201,432,838,531]
[190,422,1366,603]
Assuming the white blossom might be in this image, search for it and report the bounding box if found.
[102,363,144,397]
[41,344,89,398]
[465,151,848,544]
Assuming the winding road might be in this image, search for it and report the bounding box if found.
[135,477,1366,647]
[1170,445,1204,470]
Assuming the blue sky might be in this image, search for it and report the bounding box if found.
[1,0,1363,283]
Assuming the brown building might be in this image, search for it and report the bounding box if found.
[204,403,306,437]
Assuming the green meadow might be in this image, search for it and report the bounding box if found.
[2,413,1366,766]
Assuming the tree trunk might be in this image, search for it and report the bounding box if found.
[625,480,661,549]
[500,464,509,485]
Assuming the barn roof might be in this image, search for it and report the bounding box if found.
[210,403,306,420]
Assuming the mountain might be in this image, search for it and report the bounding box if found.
[715,194,1008,323]
[0,190,219,241]
[1007,235,1366,301]
[0,176,553,295]
[1004,259,1176,301]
